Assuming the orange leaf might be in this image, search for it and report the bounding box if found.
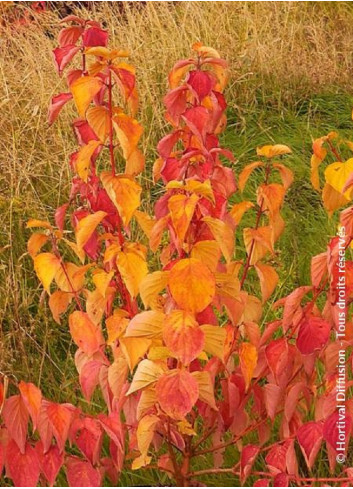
[191,371,217,410]
[120,337,152,371]
[19,381,42,431]
[238,162,263,192]
[256,144,291,159]
[113,113,143,160]
[2,395,29,453]
[273,163,294,191]
[70,75,103,117]
[239,343,258,390]
[243,226,274,265]
[257,183,285,217]
[27,233,48,258]
[163,310,205,364]
[86,106,110,143]
[47,402,74,453]
[190,240,221,272]
[255,262,279,302]
[33,253,61,293]
[76,211,107,251]
[155,370,199,420]
[69,311,104,355]
[229,201,254,225]
[76,140,101,182]
[101,171,141,226]
[168,193,199,243]
[169,258,216,314]
[106,310,129,344]
[26,219,52,230]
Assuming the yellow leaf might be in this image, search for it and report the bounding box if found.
[200,324,226,361]
[85,288,110,325]
[202,216,234,263]
[139,271,170,309]
[101,171,141,226]
[27,233,48,258]
[255,262,279,303]
[120,337,152,371]
[70,75,103,117]
[256,144,291,158]
[117,243,148,298]
[169,258,216,314]
[33,253,61,293]
[126,359,165,395]
[92,269,114,297]
[191,371,218,410]
[239,343,258,390]
[191,240,221,272]
[185,179,215,203]
[325,158,353,199]
[133,414,160,470]
[125,311,165,339]
[322,182,349,215]
[215,272,240,299]
[76,211,107,251]
[134,211,155,239]
[86,106,110,143]
[54,262,88,293]
[108,356,129,399]
[137,387,157,420]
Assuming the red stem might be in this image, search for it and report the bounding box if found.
[108,68,115,177]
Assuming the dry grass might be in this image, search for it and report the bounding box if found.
[1,1,353,390]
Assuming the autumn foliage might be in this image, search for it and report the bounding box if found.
[1,14,353,487]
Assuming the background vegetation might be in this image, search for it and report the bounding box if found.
[1,2,353,485]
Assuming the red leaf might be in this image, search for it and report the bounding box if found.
[52,45,80,75]
[163,86,188,123]
[297,316,331,354]
[47,402,75,453]
[240,444,259,483]
[187,70,214,100]
[19,381,42,431]
[297,421,323,469]
[73,119,99,145]
[58,26,84,47]
[98,412,124,452]
[254,479,270,487]
[274,473,289,487]
[156,370,199,420]
[323,410,352,453]
[55,203,69,231]
[38,400,54,453]
[82,27,108,47]
[265,338,288,383]
[182,106,209,143]
[66,456,102,486]
[2,395,29,453]
[5,439,40,487]
[263,383,282,420]
[79,360,103,401]
[74,417,103,465]
[48,92,73,125]
[35,440,64,486]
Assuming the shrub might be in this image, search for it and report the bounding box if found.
[0,14,352,488]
